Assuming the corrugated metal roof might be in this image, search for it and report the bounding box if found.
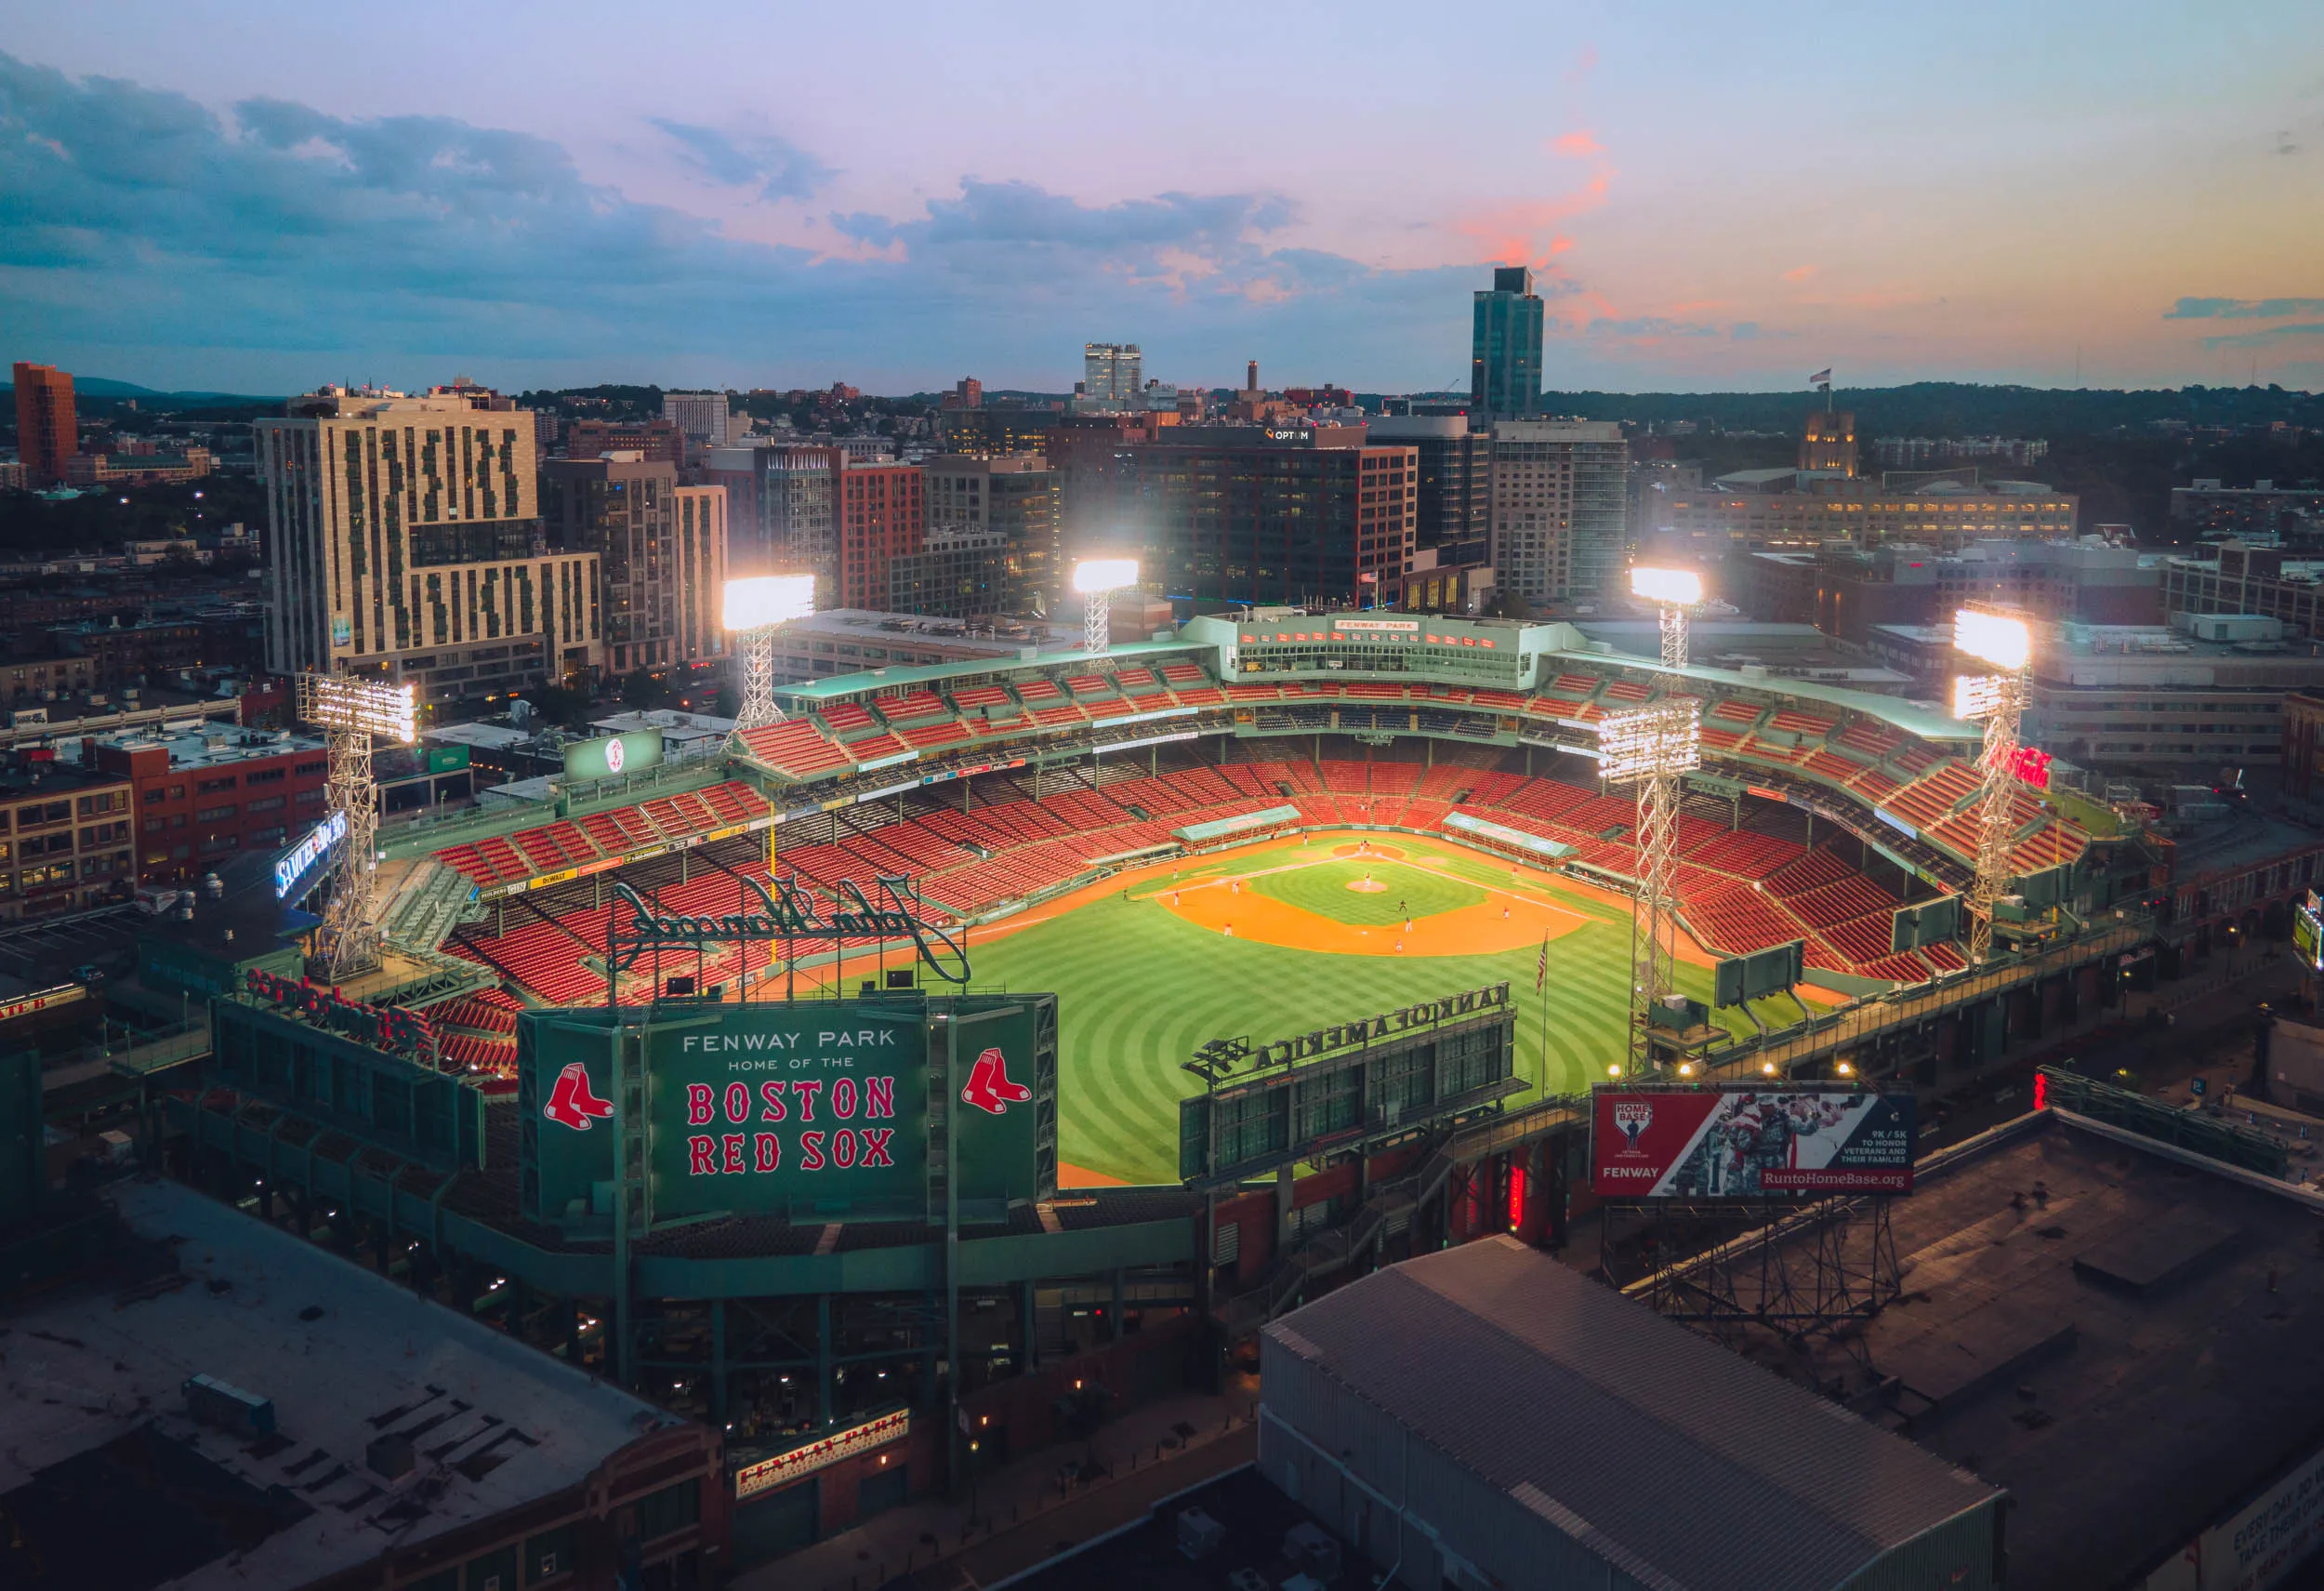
[1265,1236,2000,1591]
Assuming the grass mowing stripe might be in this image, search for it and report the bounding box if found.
[962,834,1739,1183]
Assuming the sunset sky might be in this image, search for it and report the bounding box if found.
[4,1,2320,395]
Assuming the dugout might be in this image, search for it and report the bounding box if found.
[1260,1235,2005,1591]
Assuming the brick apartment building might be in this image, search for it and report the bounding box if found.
[87,723,331,884]
[0,759,136,918]
[837,462,925,610]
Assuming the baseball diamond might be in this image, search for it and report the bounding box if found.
[957,831,1811,1186]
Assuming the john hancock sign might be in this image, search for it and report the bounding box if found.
[605,873,970,989]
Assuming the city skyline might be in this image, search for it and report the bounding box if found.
[2,2,2321,394]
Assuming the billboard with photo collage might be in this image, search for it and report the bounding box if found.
[1591,1085,1916,1200]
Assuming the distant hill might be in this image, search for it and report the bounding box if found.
[0,378,280,404]
[1532,381,2323,438]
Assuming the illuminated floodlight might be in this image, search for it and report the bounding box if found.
[722,574,816,632]
[1074,557,1140,654]
[1952,606,2031,671]
[1596,702,1701,782]
[1952,674,2006,721]
[1631,566,1703,606]
[1073,558,1139,595]
[297,673,416,744]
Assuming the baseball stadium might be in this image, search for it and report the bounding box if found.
[154,604,2172,1570]
[411,610,2101,1173]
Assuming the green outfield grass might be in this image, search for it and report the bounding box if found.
[960,837,1781,1186]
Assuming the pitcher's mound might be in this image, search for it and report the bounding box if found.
[1346,877,1389,894]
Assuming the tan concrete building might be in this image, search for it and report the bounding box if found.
[1486,418,1628,604]
[923,454,1061,611]
[257,389,603,713]
[543,455,727,679]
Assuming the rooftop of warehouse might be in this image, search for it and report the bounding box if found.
[1730,1108,2324,1591]
[1266,1235,2000,1591]
[0,1178,679,1591]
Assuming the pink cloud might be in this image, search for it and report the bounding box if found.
[1455,169,1612,269]
[1551,131,1603,158]
[1783,264,1818,282]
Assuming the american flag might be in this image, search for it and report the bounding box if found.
[1535,933,1550,994]
[1808,367,1832,386]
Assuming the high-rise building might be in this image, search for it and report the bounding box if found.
[888,527,1014,617]
[1365,415,1489,550]
[1081,343,1143,409]
[837,462,925,610]
[1048,412,1163,551]
[1486,419,1630,605]
[563,417,684,469]
[12,363,78,486]
[924,454,1061,612]
[941,378,984,410]
[257,390,603,709]
[661,391,732,447]
[673,484,729,674]
[704,443,843,591]
[1132,428,1416,606]
[1800,410,1858,477]
[544,453,720,676]
[1471,268,1544,418]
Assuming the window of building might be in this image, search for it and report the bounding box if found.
[196,776,237,794]
[632,1478,700,1542]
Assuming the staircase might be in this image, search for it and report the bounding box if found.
[381,860,482,953]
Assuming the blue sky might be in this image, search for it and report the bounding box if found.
[3,2,2321,394]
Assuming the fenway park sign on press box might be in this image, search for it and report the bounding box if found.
[1591,1086,1916,1200]
[517,998,1047,1225]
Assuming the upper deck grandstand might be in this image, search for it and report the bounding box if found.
[383,609,2156,1113]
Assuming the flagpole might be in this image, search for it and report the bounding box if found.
[1536,977,1548,1103]
[1534,931,1551,1103]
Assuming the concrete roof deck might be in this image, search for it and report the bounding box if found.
[0,1178,675,1589]
[1757,1112,2324,1591]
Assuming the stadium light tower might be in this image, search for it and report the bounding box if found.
[721,575,817,736]
[1631,565,1704,670]
[296,672,416,982]
[1073,558,1139,655]
[1951,604,2033,964]
[1599,689,1701,1075]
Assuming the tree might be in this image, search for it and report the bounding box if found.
[522,683,593,729]
[619,670,673,710]
[711,683,740,720]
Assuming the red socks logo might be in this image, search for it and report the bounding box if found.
[960,1047,1031,1116]
[543,1062,614,1130]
